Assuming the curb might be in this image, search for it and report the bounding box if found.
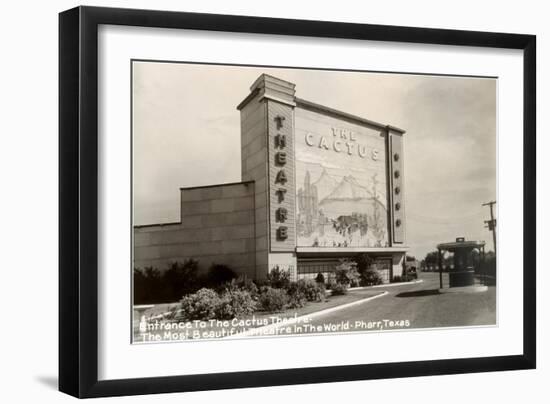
[348,279,424,291]
[438,285,488,294]
[226,290,389,338]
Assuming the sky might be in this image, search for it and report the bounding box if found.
[132,61,497,260]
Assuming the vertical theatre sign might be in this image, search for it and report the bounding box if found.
[275,115,288,241]
[268,103,296,252]
[275,117,288,241]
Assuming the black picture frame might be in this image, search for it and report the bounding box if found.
[59,5,536,398]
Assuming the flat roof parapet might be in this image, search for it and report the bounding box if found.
[237,74,296,110]
[296,97,406,134]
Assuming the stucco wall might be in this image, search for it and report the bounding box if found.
[133,181,256,277]
[240,92,270,279]
[238,74,299,279]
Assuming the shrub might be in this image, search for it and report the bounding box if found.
[178,288,221,320]
[222,276,259,298]
[206,264,237,289]
[296,278,326,302]
[328,281,348,295]
[259,287,288,312]
[267,266,291,289]
[286,296,306,309]
[333,259,360,287]
[355,253,381,287]
[315,272,325,284]
[327,260,358,295]
[217,289,257,319]
[178,287,257,321]
[361,269,384,286]
[355,253,374,273]
[286,282,307,309]
[392,275,402,283]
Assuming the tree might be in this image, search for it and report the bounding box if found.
[164,259,200,301]
[424,251,439,271]
[354,253,374,274]
[332,259,360,287]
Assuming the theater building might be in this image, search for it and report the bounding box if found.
[134,74,408,282]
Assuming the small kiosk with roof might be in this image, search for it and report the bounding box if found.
[437,237,488,293]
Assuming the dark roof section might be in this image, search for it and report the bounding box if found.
[295,97,406,134]
[179,180,255,191]
[134,221,182,229]
[437,240,486,250]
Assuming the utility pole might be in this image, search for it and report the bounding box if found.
[483,201,497,255]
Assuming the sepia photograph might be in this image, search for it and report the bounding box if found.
[131,61,497,343]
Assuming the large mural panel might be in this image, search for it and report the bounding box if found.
[295,107,389,248]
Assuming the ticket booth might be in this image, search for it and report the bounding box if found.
[437,238,488,292]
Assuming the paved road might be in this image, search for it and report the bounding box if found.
[303,272,496,333]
